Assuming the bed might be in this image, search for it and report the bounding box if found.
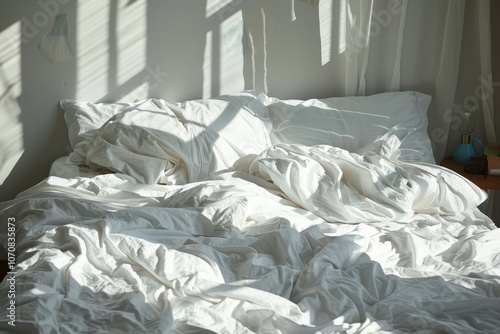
[1,90,499,333]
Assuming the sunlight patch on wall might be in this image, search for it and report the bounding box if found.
[0,22,22,97]
[76,0,110,101]
[338,0,348,54]
[0,21,24,185]
[206,0,235,18]
[259,7,269,93]
[219,10,245,95]
[243,4,270,93]
[319,0,333,65]
[246,28,256,89]
[203,30,213,99]
[291,0,297,21]
[117,82,149,103]
[117,0,147,86]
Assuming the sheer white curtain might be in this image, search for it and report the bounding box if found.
[323,0,494,162]
[477,0,497,146]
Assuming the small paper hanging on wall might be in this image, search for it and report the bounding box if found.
[39,14,73,63]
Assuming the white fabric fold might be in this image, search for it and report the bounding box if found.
[240,138,486,223]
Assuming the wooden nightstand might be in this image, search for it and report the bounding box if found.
[440,156,500,190]
[441,156,500,224]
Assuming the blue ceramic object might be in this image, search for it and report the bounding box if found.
[453,136,484,163]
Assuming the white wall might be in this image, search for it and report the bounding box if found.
[0,0,340,202]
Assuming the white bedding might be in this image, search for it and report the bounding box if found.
[259,91,436,164]
[1,137,499,333]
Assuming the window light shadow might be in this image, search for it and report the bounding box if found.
[117,0,147,86]
[76,0,111,101]
[242,2,272,93]
[203,30,213,99]
[204,0,272,98]
[0,22,22,98]
[319,0,333,65]
[76,0,148,103]
[206,0,235,19]
[118,81,150,102]
[0,21,24,186]
[219,10,245,95]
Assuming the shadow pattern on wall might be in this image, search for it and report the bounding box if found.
[0,0,330,202]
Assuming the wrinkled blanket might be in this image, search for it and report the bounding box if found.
[238,140,487,223]
[0,141,498,333]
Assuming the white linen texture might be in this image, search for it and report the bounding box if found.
[61,90,271,166]
[85,93,271,184]
[238,138,486,223]
[2,90,495,333]
[0,167,497,333]
[259,90,435,164]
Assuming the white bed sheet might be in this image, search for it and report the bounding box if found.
[1,141,499,333]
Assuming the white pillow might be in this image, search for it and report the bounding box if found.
[86,99,242,184]
[61,99,140,163]
[83,91,272,184]
[260,91,435,164]
[176,90,272,157]
[61,91,271,165]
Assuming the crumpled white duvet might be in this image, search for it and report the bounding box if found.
[238,139,487,223]
[0,143,499,333]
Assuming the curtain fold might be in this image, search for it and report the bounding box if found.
[342,0,373,96]
[273,0,493,162]
[430,0,466,161]
[477,0,498,146]
[331,0,494,163]
[389,0,407,91]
